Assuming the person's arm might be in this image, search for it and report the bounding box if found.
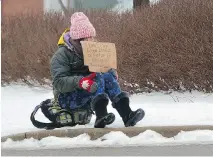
[50,49,82,93]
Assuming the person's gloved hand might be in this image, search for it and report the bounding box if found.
[79,73,98,93]
[108,69,118,80]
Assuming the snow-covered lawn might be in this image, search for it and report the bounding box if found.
[1,84,213,148]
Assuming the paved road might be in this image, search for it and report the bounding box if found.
[2,144,213,156]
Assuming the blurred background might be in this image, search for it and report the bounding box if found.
[2,0,151,16]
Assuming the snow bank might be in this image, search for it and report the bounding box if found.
[2,130,213,149]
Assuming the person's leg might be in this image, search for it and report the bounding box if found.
[103,71,132,117]
[91,73,115,128]
[103,70,145,127]
[59,73,115,128]
[90,72,108,118]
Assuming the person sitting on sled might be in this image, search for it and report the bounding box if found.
[31,12,145,129]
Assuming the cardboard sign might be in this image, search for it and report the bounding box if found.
[81,41,117,72]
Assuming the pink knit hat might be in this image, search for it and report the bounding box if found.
[70,12,96,40]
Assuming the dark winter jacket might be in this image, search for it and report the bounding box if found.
[50,29,91,99]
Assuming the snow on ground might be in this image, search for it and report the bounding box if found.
[2,130,213,149]
[1,84,213,148]
[1,84,213,137]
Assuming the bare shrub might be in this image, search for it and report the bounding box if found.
[2,0,213,92]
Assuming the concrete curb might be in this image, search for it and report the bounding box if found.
[2,125,213,142]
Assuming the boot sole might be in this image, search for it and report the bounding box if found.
[125,109,145,127]
[105,113,115,125]
[94,113,115,128]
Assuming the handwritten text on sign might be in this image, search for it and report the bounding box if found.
[81,41,117,72]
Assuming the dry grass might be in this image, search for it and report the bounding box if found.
[2,0,213,93]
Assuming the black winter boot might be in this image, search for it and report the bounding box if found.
[91,93,115,128]
[112,92,145,127]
